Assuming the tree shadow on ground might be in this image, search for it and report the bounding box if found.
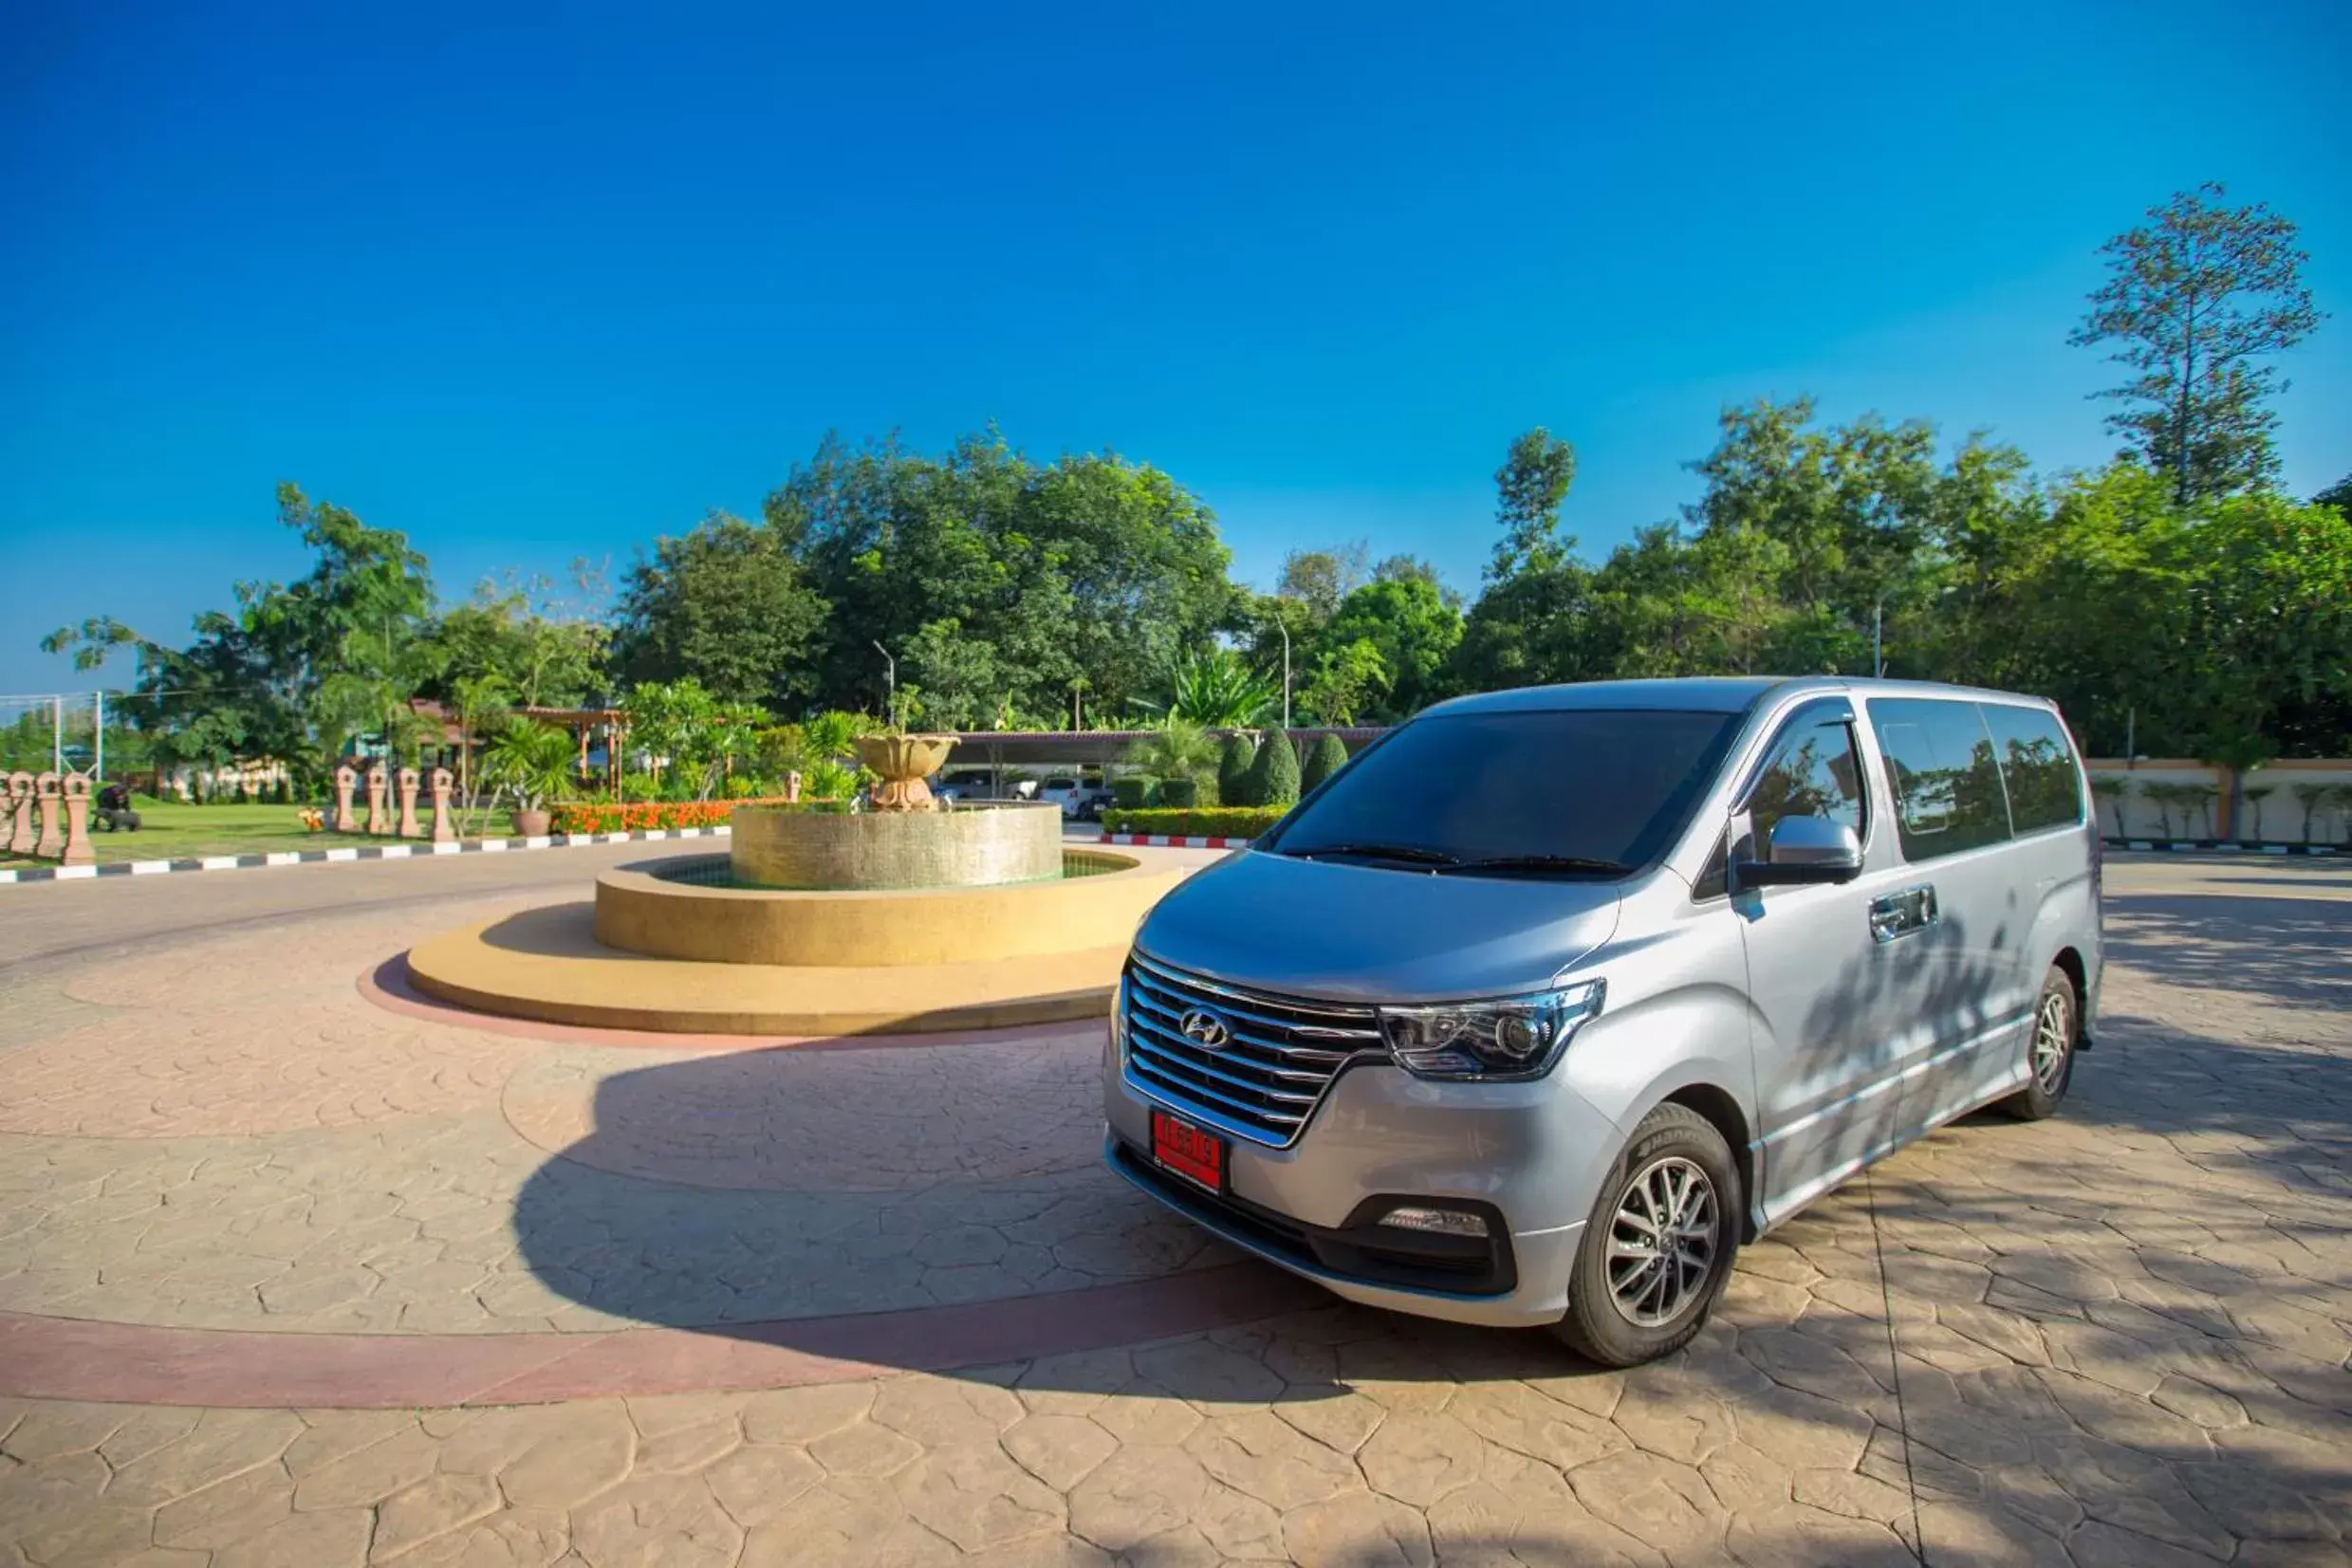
[2102,894,2352,1011]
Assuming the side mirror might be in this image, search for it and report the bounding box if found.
[1734,817,1862,888]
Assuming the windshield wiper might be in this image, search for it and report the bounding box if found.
[1438,854,1632,877]
[1285,841,1461,866]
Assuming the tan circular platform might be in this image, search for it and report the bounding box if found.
[405,902,1135,1035]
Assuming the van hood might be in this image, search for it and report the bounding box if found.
[1136,848,1622,1004]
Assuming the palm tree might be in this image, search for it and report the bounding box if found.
[1126,718,1222,797]
[2290,782,2335,844]
[2239,783,2276,842]
[481,717,576,831]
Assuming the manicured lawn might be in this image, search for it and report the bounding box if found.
[1,799,520,869]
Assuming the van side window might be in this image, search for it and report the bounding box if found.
[1747,716,1866,848]
[1867,697,2013,860]
[1980,704,2083,834]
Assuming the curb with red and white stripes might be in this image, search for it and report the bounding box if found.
[0,824,733,887]
[1099,832,1256,850]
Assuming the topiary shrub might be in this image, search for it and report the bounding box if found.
[1245,730,1302,807]
[1301,733,1349,792]
[1110,776,1157,810]
[1217,734,1258,806]
[1157,776,1198,808]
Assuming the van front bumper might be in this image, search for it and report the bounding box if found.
[1102,1045,1621,1328]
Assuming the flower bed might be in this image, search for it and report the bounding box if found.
[1101,806,1286,839]
[551,797,808,835]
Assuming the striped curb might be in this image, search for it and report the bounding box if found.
[1099,832,1256,849]
[2105,838,2342,857]
[0,824,733,886]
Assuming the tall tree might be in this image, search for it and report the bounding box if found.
[1276,543,1371,620]
[2315,473,2352,514]
[2069,183,2324,504]
[1488,428,1578,579]
[610,511,828,710]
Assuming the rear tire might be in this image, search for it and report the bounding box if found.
[1553,1102,1741,1368]
[1999,965,2077,1120]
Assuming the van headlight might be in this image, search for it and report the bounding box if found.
[1378,980,1605,1080]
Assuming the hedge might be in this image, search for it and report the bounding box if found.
[1243,730,1301,807]
[1109,776,1157,810]
[549,796,813,835]
[1157,776,1199,808]
[1102,806,1286,839]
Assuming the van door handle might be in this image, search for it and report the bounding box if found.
[1869,885,1939,943]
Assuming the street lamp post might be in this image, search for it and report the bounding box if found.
[872,641,896,729]
[1275,614,1291,731]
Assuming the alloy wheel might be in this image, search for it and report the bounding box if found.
[2032,989,2071,1095]
[1604,1155,1719,1328]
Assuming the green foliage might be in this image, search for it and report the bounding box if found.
[1216,734,1257,806]
[1489,428,1578,579]
[1132,646,1277,727]
[479,718,577,811]
[1124,718,1220,797]
[2070,183,2322,504]
[1277,542,1370,620]
[1299,637,1391,727]
[1110,776,1156,810]
[1321,576,1461,721]
[1243,730,1302,807]
[1102,806,1287,839]
[611,511,826,709]
[1301,733,1349,792]
[1157,776,1199,808]
[773,432,1234,725]
[622,678,765,802]
[800,758,858,801]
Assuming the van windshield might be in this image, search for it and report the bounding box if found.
[1265,708,1744,876]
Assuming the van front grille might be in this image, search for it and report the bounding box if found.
[1120,951,1383,1147]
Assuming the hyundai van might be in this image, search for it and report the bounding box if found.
[1103,677,2100,1365]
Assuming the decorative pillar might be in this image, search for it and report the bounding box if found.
[6,773,33,855]
[397,766,422,838]
[33,772,64,858]
[430,767,456,843]
[365,765,390,836]
[60,775,95,866]
[332,765,360,832]
[786,770,802,803]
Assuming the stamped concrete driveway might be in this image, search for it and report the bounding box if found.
[0,848,2344,1567]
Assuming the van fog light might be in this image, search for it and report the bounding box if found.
[1378,1207,1490,1238]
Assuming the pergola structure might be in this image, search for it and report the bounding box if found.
[519,706,631,799]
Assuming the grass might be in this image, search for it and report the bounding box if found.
[1,797,521,869]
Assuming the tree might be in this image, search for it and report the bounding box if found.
[45,483,435,777]
[2315,473,2352,514]
[1488,428,1578,579]
[1323,576,1462,720]
[1299,637,1391,726]
[610,511,827,710]
[2070,183,2324,504]
[1276,543,1370,620]
[1242,729,1302,807]
[1126,718,1221,795]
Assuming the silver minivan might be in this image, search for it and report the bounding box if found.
[1102,677,2101,1365]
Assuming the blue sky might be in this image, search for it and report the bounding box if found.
[4,0,2347,699]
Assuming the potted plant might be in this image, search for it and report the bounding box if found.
[481,717,575,837]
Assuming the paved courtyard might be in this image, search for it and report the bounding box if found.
[0,846,2345,1567]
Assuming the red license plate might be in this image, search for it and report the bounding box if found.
[1151,1109,1226,1191]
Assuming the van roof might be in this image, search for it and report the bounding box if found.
[1425,675,2060,718]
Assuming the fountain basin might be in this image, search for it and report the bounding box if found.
[594,849,1179,968]
[731,801,1063,890]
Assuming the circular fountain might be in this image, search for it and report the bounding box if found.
[403,735,1185,1035]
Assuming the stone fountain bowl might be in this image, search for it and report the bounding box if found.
[853,732,958,812]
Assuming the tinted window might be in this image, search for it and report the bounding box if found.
[1981,705,2083,834]
[1867,698,2013,860]
[1269,708,1744,876]
[1747,712,1865,847]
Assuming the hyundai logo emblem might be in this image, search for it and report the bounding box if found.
[1178,1008,1232,1049]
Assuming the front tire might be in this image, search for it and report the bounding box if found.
[1999,965,2077,1120]
[1554,1102,1740,1367]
